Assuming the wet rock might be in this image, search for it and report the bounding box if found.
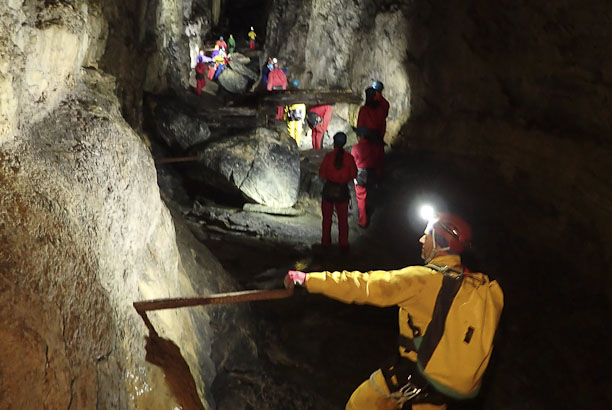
[154,103,212,151]
[194,128,300,207]
[218,68,249,94]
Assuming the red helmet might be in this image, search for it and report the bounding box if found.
[430,213,472,253]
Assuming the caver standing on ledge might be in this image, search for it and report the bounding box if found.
[285,212,504,410]
[357,85,387,177]
[228,34,236,54]
[248,26,257,49]
[194,58,208,96]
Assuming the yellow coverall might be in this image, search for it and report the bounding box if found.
[284,103,306,146]
[304,254,468,410]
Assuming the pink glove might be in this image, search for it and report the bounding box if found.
[284,270,307,288]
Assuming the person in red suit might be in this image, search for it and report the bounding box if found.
[307,104,333,150]
[215,36,228,51]
[267,59,288,119]
[318,132,357,251]
[372,80,389,138]
[357,87,387,177]
[351,126,383,228]
[194,60,208,96]
[267,60,287,91]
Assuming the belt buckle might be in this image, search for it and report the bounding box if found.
[398,375,421,401]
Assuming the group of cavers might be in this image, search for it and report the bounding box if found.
[262,57,315,147]
[193,27,258,96]
[263,67,389,248]
[285,83,504,410]
[319,80,389,251]
[191,36,504,409]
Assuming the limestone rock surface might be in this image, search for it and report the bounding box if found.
[217,67,249,93]
[154,102,212,151]
[230,61,259,81]
[194,128,300,207]
[265,0,410,143]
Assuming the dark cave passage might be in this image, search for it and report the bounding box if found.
[213,0,274,46]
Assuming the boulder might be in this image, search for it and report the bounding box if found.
[217,69,249,94]
[195,128,300,208]
[230,52,251,65]
[154,103,211,150]
[230,61,259,81]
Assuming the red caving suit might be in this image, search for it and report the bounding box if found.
[319,148,358,249]
[351,138,383,227]
[195,62,208,96]
[267,68,288,119]
[308,104,333,150]
[357,102,387,177]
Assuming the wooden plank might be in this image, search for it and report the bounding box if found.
[195,106,259,117]
[259,89,363,106]
[154,155,200,165]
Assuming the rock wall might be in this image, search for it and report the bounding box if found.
[0,0,105,143]
[265,0,411,142]
[394,0,612,283]
[0,1,251,408]
[99,0,212,130]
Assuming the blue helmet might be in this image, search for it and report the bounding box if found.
[372,80,384,91]
[291,79,300,88]
[220,36,224,40]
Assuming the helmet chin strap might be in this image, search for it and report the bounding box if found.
[424,227,450,263]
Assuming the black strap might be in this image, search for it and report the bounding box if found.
[398,334,416,352]
[418,274,464,368]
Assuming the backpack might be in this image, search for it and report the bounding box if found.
[414,265,504,399]
[287,108,304,121]
[306,111,323,128]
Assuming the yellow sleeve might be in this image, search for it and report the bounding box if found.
[305,266,433,306]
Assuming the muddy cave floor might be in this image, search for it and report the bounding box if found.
[155,151,611,409]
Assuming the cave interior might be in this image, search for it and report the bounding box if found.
[1,0,611,409]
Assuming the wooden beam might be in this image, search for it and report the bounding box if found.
[259,89,363,106]
[154,155,200,165]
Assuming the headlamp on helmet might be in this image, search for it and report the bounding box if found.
[419,205,472,261]
[372,80,384,91]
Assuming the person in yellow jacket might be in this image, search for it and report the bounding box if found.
[285,212,503,410]
[248,26,256,50]
[284,103,306,146]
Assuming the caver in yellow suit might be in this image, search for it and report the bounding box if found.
[286,213,504,410]
[284,103,306,146]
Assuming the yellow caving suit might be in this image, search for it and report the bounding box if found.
[284,103,306,146]
[304,254,467,410]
